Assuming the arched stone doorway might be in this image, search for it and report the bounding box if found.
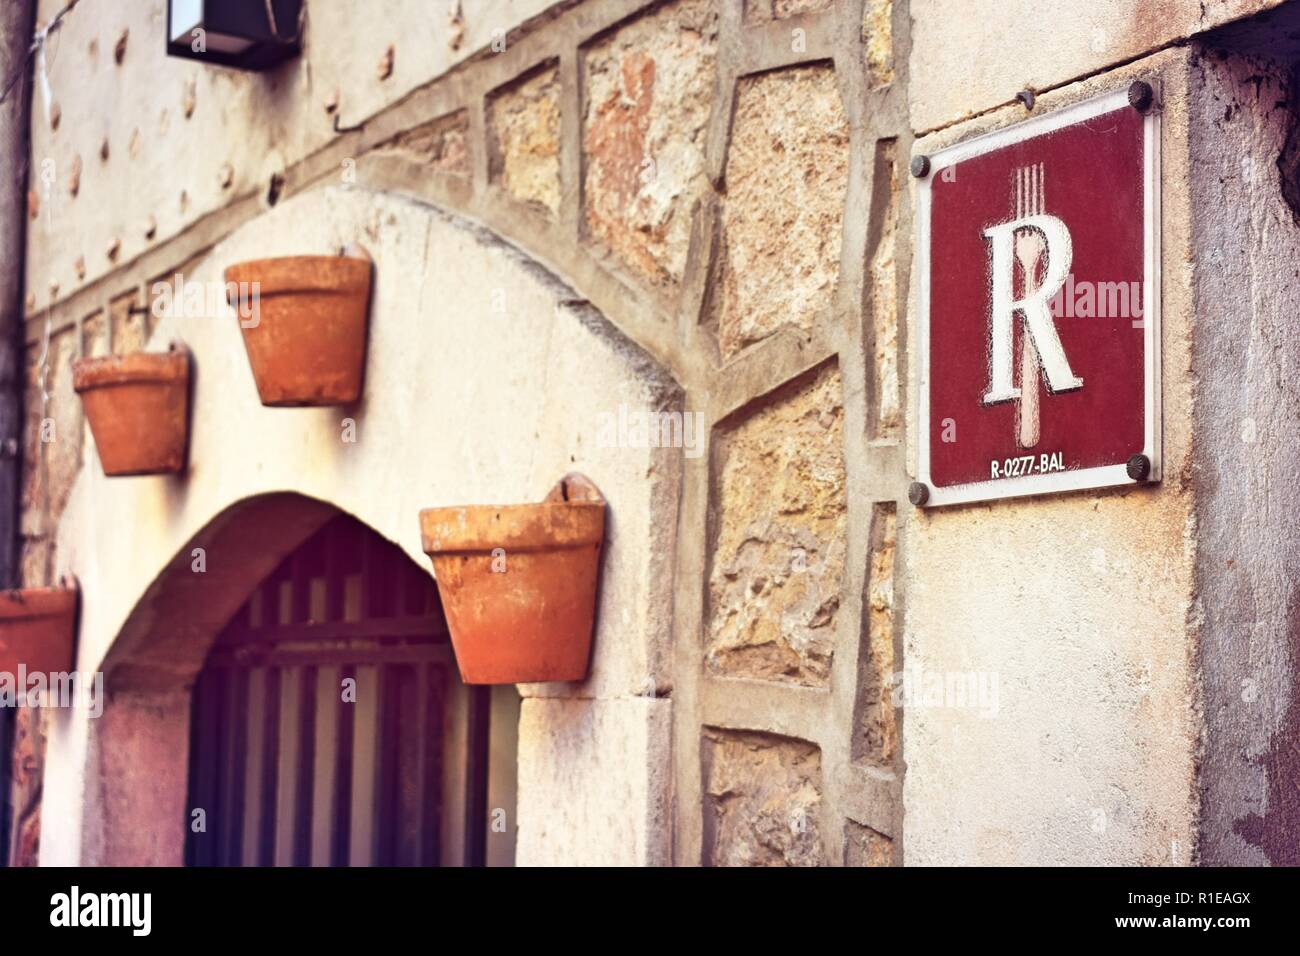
[70,494,515,867]
[185,511,517,867]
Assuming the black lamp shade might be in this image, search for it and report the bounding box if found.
[166,0,302,71]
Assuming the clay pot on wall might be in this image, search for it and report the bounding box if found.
[224,250,373,406]
[73,344,191,476]
[0,583,77,677]
[419,474,607,685]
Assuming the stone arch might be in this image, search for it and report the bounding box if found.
[84,492,345,866]
[39,186,682,865]
[102,493,339,695]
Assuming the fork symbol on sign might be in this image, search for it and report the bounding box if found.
[1013,163,1045,449]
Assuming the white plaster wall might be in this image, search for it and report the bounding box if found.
[517,697,671,865]
[28,0,566,311]
[909,0,1286,134]
[40,184,679,865]
[901,51,1202,865]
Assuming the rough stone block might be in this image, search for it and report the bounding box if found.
[707,362,846,687]
[379,110,470,176]
[489,64,562,214]
[582,0,718,286]
[746,0,836,21]
[702,728,823,866]
[714,63,848,358]
[854,504,897,765]
[845,819,893,866]
[863,0,894,88]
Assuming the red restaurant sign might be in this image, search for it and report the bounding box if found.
[916,87,1161,507]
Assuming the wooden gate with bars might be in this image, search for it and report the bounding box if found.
[184,512,511,866]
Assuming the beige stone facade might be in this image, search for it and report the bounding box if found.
[2,0,1298,867]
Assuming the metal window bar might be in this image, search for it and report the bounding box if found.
[463,686,491,867]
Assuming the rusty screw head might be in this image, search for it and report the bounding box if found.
[910,155,931,178]
[908,481,930,506]
[1126,453,1152,482]
[1128,80,1154,114]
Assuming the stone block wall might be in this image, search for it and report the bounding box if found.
[18,0,910,867]
[17,0,1299,867]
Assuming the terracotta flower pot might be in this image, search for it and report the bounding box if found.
[73,345,190,476]
[420,474,606,685]
[224,253,373,406]
[0,585,77,677]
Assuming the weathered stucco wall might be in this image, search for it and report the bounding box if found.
[24,0,570,315]
[1188,44,1300,866]
[898,2,1300,867]
[904,49,1201,865]
[908,0,1289,133]
[38,185,681,865]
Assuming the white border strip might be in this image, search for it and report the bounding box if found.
[915,86,1162,508]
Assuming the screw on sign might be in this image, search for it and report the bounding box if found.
[914,85,1162,507]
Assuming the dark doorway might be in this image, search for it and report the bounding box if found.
[184,513,517,866]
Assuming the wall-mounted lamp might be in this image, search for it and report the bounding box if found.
[166,0,302,71]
